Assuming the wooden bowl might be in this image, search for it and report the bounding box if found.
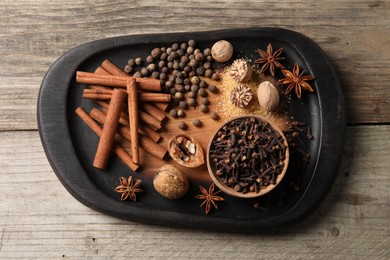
[206,115,289,198]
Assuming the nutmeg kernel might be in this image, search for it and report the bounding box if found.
[211,40,233,63]
[257,81,280,112]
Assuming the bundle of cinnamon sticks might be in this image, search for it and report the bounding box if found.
[75,59,169,171]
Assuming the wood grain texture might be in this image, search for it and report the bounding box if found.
[0,0,389,130]
[0,126,388,259]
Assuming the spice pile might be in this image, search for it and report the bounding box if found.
[209,117,288,194]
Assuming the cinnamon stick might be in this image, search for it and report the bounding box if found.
[153,102,170,111]
[84,90,171,103]
[83,93,112,100]
[75,107,139,171]
[90,108,167,160]
[93,89,127,169]
[101,59,128,77]
[139,110,162,130]
[76,71,161,92]
[127,78,140,164]
[141,103,167,122]
[138,93,171,102]
[95,66,111,75]
[140,124,162,143]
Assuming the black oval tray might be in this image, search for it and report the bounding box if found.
[37,28,345,232]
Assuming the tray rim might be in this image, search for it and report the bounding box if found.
[37,27,346,232]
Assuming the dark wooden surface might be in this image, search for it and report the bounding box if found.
[0,1,389,259]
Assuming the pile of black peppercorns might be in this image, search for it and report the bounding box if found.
[124,40,220,119]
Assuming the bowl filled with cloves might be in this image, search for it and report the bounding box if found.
[206,115,289,198]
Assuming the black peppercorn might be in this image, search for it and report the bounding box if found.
[196,66,205,76]
[180,42,188,50]
[175,84,184,92]
[173,61,180,70]
[147,63,156,72]
[169,109,178,118]
[146,55,154,63]
[203,62,211,70]
[151,48,162,58]
[179,101,188,110]
[181,55,189,64]
[192,119,202,127]
[128,59,135,66]
[199,104,208,113]
[184,85,191,92]
[189,59,198,68]
[124,65,133,74]
[188,98,196,106]
[175,77,183,85]
[151,71,160,79]
[135,57,143,66]
[198,88,207,97]
[133,71,142,78]
[160,52,168,60]
[199,80,207,88]
[166,47,172,55]
[169,88,176,95]
[178,121,187,130]
[183,78,191,85]
[159,73,167,80]
[187,46,194,55]
[140,67,149,76]
[208,85,219,93]
[211,73,219,80]
[188,92,197,99]
[195,53,204,62]
[177,110,185,117]
[205,69,213,78]
[165,81,173,88]
[172,43,179,51]
[158,60,166,68]
[210,111,220,121]
[161,67,169,74]
[201,97,209,105]
[188,39,196,47]
[190,76,200,85]
[174,92,183,100]
[190,84,199,93]
[203,48,211,56]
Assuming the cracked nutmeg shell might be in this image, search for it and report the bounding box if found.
[153,165,189,199]
[230,59,253,83]
[168,134,205,168]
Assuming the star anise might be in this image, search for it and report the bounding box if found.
[278,63,316,99]
[115,176,143,201]
[194,183,224,215]
[254,43,285,76]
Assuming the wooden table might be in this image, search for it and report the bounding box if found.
[1,1,389,258]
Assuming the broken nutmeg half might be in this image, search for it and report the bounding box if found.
[168,134,205,168]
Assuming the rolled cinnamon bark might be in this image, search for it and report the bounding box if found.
[101,59,128,77]
[93,89,126,169]
[76,71,161,92]
[127,78,140,164]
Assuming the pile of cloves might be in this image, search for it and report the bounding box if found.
[209,117,287,194]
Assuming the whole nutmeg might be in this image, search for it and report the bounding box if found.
[211,40,233,62]
[153,165,189,199]
[257,81,280,112]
